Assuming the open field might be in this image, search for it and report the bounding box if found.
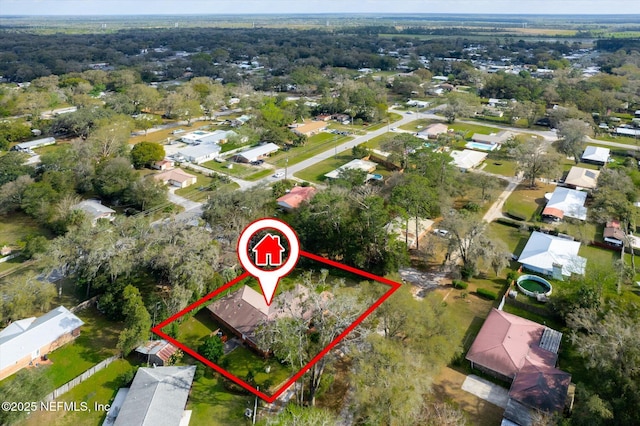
[174,171,239,201]
[0,212,52,247]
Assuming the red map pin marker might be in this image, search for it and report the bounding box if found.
[237,218,300,306]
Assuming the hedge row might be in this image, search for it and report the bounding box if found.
[476,288,498,300]
[452,280,468,289]
[505,210,527,221]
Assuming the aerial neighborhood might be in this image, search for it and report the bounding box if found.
[1,10,640,426]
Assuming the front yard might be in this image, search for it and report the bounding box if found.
[174,171,239,201]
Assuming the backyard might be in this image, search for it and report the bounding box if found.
[176,310,291,393]
[41,307,124,389]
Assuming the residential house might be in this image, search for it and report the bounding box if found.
[111,366,196,426]
[206,285,314,354]
[177,143,221,164]
[0,306,84,380]
[315,114,332,122]
[73,199,116,225]
[11,137,56,153]
[449,149,488,171]
[134,340,179,366]
[563,166,600,190]
[467,309,572,426]
[233,143,279,163]
[581,146,610,166]
[181,130,236,145]
[291,121,328,137]
[153,159,175,170]
[324,159,377,180]
[332,113,351,124]
[406,99,430,108]
[603,220,625,247]
[153,168,197,188]
[542,187,588,221]
[471,130,516,145]
[384,217,434,250]
[518,231,586,279]
[417,123,448,139]
[276,186,317,212]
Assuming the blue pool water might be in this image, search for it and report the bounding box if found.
[466,142,498,151]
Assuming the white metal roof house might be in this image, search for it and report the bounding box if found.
[449,149,488,171]
[177,143,221,164]
[11,137,56,152]
[181,130,236,145]
[542,187,588,221]
[324,159,377,179]
[518,232,586,279]
[581,146,610,165]
[73,199,116,225]
[0,306,84,380]
[112,366,196,426]
[234,143,279,163]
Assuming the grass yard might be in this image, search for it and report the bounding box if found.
[219,346,291,392]
[294,153,354,183]
[399,118,439,132]
[503,183,555,221]
[267,134,353,168]
[447,122,502,139]
[176,309,221,350]
[481,158,518,177]
[486,222,530,257]
[0,212,52,247]
[174,171,239,201]
[200,158,268,180]
[42,307,124,389]
[187,371,249,426]
[128,122,217,145]
[18,359,136,426]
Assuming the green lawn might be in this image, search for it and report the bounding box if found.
[244,168,274,181]
[503,183,555,221]
[177,309,221,349]
[219,346,291,392]
[294,153,354,183]
[42,307,124,389]
[200,159,258,178]
[174,171,239,201]
[0,212,52,247]
[267,134,353,168]
[447,122,502,139]
[482,157,518,177]
[187,371,248,426]
[19,359,136,426]
[486,222,530,257]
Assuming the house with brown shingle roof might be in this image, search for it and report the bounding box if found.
[206,285,314,354]
[153,168,197,188]
[291,121,327,137]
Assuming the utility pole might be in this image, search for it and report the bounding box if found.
[284,158,289,180]
[252,386,258,425]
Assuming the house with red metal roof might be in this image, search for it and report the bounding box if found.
[276,186,317,212]
[466,309,572,426]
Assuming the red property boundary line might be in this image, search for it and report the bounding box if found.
[152,251,402,403]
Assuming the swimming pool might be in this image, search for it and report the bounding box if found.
[466,142,498,151]
[517,274,553,297]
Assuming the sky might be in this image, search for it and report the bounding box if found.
[1,0,639,16]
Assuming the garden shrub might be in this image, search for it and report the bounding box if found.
[452,280,468,289]
[476,288,498,300]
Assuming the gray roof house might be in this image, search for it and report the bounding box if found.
[177,143,221,164]
[113,366,196,426]
[0,306,84,380]
[73,199,116,224]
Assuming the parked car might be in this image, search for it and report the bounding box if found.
[433,228,449,237]
[273,171,285,178]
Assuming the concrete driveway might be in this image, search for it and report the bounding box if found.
[461,374,510,409]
